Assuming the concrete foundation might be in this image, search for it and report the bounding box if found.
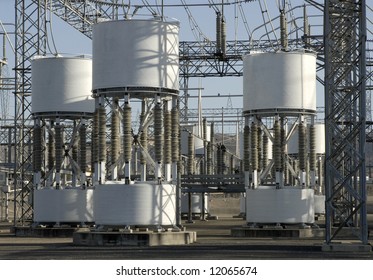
[73,229,197,246]
[231,227,324,238]
[14,226,77,237]
[322,242,372,252]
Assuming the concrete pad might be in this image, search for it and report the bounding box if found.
[14,226,76,237]
[73,230,197,246]
[322,242,372,252]
[231,227,324,238]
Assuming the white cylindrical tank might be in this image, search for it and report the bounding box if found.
[243,51,316,114]
[181,124,211,155]
[31,56,94,115]
[246,186,315,224]
[94,182,176,226]
[33,188,94,223]
[92,19,179,94]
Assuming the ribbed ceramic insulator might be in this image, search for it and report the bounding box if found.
[33,126,42,172]
[98,107,107,162]
[154,104,163,163]
[122,104,132,162]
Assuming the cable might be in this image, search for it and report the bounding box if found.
[46,0,59,55]
[238,2,252,38]
[181,0,210,42]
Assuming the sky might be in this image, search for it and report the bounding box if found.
[0,0,326,130]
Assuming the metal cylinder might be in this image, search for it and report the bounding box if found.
[154,103,163,163]
[122,103,132,162]
[55,125,63,173]
[188,133,194,174]
[274,120,282,171]
[243,125,250,172]
[164,108,172,164]
[171,107,180,162]
[309,124,316,171]
[79,123,86,172]
[98,106,107,162]
[48,129,55,171]
[111,110,120,165]
[33,125,42,172]
[250,123,258,170]
[298,122,307,171]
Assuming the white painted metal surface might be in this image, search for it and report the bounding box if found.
[246,186,315,223]
[243,51,316,112]
[94,182,176,226]
[93,19,179,92]
[314,194,326,214]
[33,189,94,223]
[181,124,211,155]
[31,56,94,114]
[181,193,209,213]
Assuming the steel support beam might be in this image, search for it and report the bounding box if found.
[324,0,368,244]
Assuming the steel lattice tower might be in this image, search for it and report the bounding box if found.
[324,0,368,244]
[14,0,47,224]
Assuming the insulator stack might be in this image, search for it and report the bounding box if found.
[257,125,262,171]
[292,160,298,185]
[298,122,307,171]
[164,109,172,164]
[111,111,120,165]
[216,12,222,53]
[250,123,258,170]
[122,103,132,162]
[48,130,55,171]
[140,113,148,165]
[284,158,289,184]
[221,17,227,54]
[243,125,250,171]
[171,108,180,162]
[221,145,226,174]
[203,118,207,141]
[79,124,87,172]
[55,125,63,173]
[91,109,99,173]
[274,120,282,171]
[33,126,42,172]
[154,104,163,163]
[309,124,316,171]
[206,142,212,174]
[188,133,194,174]
[98,107,107,162]
[280,10,288,51]
[281,123,286,170]
[262,133,269,169]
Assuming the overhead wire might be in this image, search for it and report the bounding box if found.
[257,0,278,49]
[238,1,252,38]
[46,0,59,55]
[180,0,210,42]
[142,0,158,16]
